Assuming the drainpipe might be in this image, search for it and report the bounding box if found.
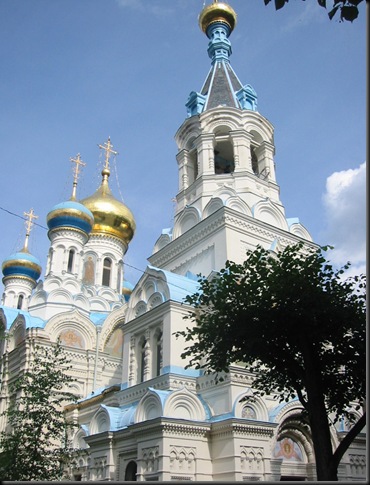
[92,325,102,392]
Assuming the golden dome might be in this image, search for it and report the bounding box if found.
[199,1,237,34]
[81,168,136,244]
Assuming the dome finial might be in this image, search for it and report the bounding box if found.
[199,1,237,36]
[22,208,38,252]
[98,136,118,181]
[70,153,86,201]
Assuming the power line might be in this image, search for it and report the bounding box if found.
[0,205,201,293]
[0,206,48,231]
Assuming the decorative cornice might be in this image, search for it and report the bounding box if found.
[211,419,276,439]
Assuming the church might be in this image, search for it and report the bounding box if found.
[0,1,365,481]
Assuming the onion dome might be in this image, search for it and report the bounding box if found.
[80,139,136,244]
[47,200,94,237]
[122,279,134,302]
[2,209,41,284]
[46,153,94,238]
[199,1,237,35]
[2,249,42,282]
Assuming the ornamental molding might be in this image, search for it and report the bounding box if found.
[150,212,225,267]
[211,420,275,439]
[162,421,210,438]
[85,234,126,252]
[48,227,88,243]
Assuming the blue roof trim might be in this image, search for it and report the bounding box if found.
[209,412,234,422]
[147,265,200,303]
[89,313,108,325]
[0,306,45,329]
[269,397,300,422]
[286,217,300,228]
[161,365,203,378]
[147,387,172,408]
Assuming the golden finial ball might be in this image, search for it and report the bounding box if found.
[199,1,237,34]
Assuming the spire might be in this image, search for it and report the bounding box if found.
[70,153,86,201]
[186,1,257,116]
[22,208,38,252]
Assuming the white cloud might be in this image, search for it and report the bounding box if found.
[322,162,366,274]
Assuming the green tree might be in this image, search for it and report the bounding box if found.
[0,340,77,480]
[265,0,364,22]
[177,243,366,481]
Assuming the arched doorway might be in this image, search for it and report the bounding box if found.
[125,460,137,481]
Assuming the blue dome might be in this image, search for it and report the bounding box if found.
[2,250,42,282]
[122,279,134,301]
[47,200,94,236]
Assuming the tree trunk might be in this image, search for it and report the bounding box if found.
[301,338,338,481]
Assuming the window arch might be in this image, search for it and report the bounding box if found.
[102,258,112,287]
[67,249,75,273]
[125,461,137,481]
[17,294,24,310]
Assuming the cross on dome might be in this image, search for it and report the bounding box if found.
[98,137,118,175]
[70,153,86,200]
[23,208,38,251]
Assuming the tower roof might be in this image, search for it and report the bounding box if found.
[186,1,257,117]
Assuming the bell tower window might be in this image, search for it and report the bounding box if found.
[251,146,259,175]
[214,130,234,174]
[17,294,24,310]
[102,258,112,287]
[67,249,75,273]
[188,148,198,183]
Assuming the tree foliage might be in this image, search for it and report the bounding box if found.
[0,341,77,481]
[177,243,366,480]
[264,0,364,22]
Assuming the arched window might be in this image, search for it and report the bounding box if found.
[251,146,259,175]
[156,332,163,377]
[214,143,234,174]
[140,339,146,383]
[102,258,112,287]
[17,294,24,310]
[67,249,75,273]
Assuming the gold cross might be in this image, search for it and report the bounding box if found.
[98,136,118,171]
[22,208,38,251]
[70,153,86,199]
[24,208,38,236]
[70,153,86,183]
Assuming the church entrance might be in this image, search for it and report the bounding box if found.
[125,461,137,481]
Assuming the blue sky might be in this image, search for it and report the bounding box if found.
[0,0,366,292]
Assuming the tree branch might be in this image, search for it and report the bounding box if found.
[331,412,366,471]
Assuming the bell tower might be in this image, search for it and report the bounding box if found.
[149,1,312,277]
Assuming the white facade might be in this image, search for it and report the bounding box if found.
[0,1,366,482]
